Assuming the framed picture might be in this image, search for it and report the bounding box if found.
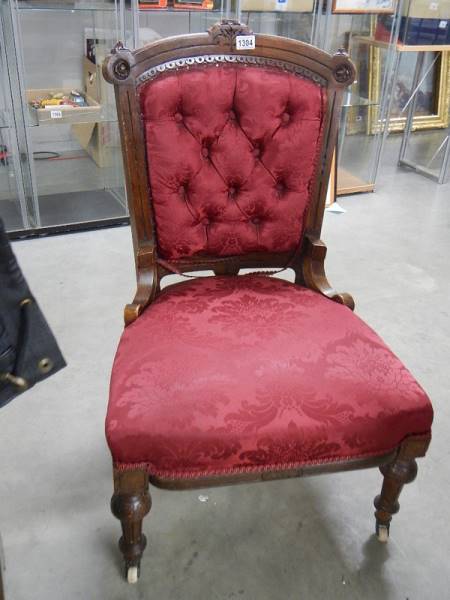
[332,0,395,14]
[368,49,450,133]
[347,17,450,136]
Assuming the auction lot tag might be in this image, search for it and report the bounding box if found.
[50,110,63,119]
[236,35,255,50]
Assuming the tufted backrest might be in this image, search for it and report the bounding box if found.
[139,63,327,261]
[103,21,356,321]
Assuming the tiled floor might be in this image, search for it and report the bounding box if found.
[0,143,449,599]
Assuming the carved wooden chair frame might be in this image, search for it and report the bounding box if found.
[103,20,431,583]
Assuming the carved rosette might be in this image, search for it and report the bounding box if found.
[103,42,135,85]
[331,49,356,87]
[208,19,253,51]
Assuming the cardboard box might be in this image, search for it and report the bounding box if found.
[241,0,313,12]
[83,57,102,103]
[84,28,113,66]
[72,121,118,169]
[403,0,450,19]
[398,1,450,44]
[26,89,101,126]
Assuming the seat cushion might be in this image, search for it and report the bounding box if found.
[107,276,433,479]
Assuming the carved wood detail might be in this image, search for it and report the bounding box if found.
[102,42,135,85]
[298,234,355,310]
[374,459,418,535]
[373,432,430,537]
[111,469,151,573]
[208,19,253,49]
[332,48,356,85]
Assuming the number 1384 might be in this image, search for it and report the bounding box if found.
[235,35,256,50]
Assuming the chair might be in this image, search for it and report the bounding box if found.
[103,20,433,584]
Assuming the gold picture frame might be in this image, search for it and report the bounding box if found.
[368,48,450,133]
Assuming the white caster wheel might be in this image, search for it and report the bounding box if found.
[377,525,389,543]
[127,566,138,584]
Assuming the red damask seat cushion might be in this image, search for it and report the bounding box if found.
[106,276,433,479]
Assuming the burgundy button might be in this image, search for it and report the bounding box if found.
[251,217,261,225]
[229,110,236,120]
[178,185,185,195]
[281,112,290,124]
[174,112,183,122]
[201,217,209,226]
[276,182,286,194]
[229,186,237,196]
[201,147,209,158]
[253,146,261,158]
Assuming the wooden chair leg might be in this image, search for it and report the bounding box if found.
[110,469,151,583]
[374,458,418,542]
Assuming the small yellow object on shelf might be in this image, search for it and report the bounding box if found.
[41,98,63,106]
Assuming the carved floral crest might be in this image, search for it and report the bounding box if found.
[208,20,253,50]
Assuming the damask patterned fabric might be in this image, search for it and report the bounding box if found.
[107,276,433,479]
[139,65,326,259]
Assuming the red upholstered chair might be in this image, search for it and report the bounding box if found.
[103,21,433,584]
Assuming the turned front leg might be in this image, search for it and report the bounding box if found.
[110,469,151,583]
[374,458,417,542]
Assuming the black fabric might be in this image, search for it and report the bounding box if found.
[0,218,66,408]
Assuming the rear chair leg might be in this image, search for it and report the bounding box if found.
[111,469,151,583]
[374,458,417,542]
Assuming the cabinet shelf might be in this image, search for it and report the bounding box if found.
[27,115,118,126]
[353,36,450,53]
[342,92,379,108]
[337,168,375,196]
[241,9,313,14]
[16,1,116,12]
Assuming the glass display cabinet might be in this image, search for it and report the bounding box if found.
[389,0,450,184]
[239,0,317,44]
[233,1,399,196]
[135,0,235,44]
[0,0,242,236]
[0,0,129,237]
[0,0,36,232]
[311,3,400,195]
[398,124,450,183]
[0,0,406,237]
[344,0,450,186]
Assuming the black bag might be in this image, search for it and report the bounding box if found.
[0,219,66,408]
